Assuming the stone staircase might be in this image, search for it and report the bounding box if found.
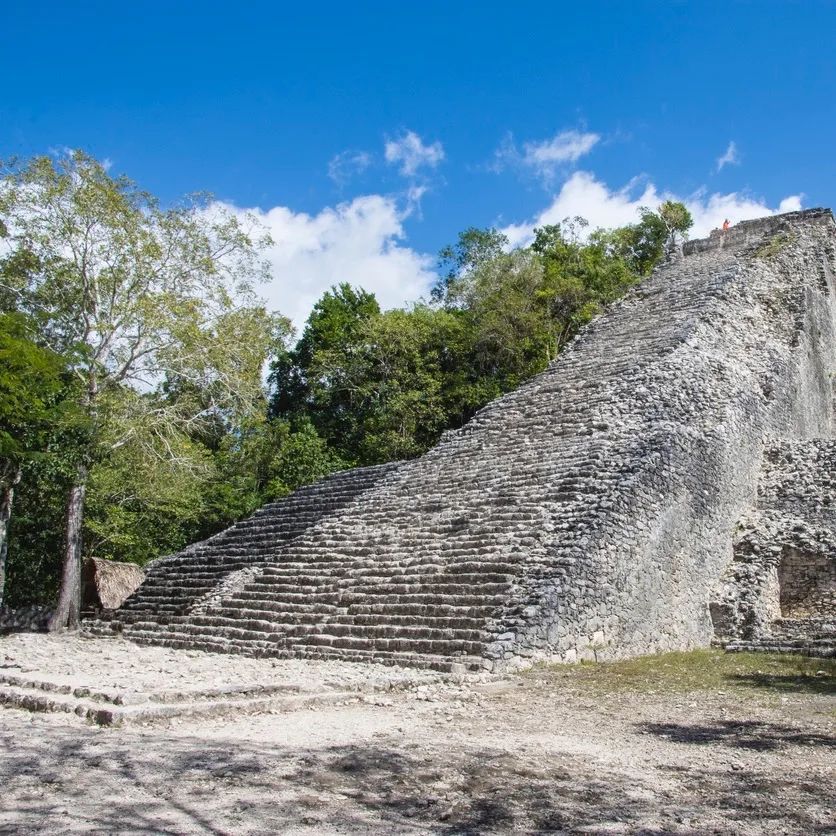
[726,617,836,657]
[91,462,402,630]
[94,210,836,671]
[107,244,744,671]
[0,663,436,727]
[121,558,520,671]
[0,672,349,726]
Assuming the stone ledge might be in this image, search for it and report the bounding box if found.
[683,208,834,256]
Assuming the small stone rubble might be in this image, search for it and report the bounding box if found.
[92,209,836,670]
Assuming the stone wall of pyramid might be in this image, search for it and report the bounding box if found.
[93,208,836,671]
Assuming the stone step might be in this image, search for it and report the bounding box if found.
[193,598,498,620]
[118,603,190,614]
[0,678,385,727]
[206,600,342,616]
[123,630,484,672]
[289,633,485,656]
[134,577,221,589]
[238,580,510,597]
[225,590,506,609]
[113,462,406,619]
[260,562,518,577]
[128,586,219,599]
[725,640,836,658]
[283,645,487,673]
[194,609,485,631]
[123,620,485,654]
[142,624,485,651]
[180,614,486,642]
[131,634,490,674]
[346,601,500,617]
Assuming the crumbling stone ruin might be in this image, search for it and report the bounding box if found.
[716,439,836,656]
[92,209,836,671]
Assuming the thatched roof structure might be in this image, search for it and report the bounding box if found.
[82,558,145,611]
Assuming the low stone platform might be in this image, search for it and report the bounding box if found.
[725,617,836,658]
[0,633,452,726]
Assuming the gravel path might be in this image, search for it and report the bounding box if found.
[1,634,834,834]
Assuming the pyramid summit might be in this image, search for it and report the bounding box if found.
[91,209,836,671]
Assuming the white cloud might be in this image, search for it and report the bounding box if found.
[405,183,429,215]
[716,141,741,171]
[494,130,600,184]
[523,131,600,167]
[501,171,657,246]
[215,170,805,334]
[384,131,445,177]
[327,150,372,187]
[501,170,804,247]
[219,195,435,330]
[778,195,804,213]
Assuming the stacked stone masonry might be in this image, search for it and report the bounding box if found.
[93,209,836,670]
[717,438,836,656]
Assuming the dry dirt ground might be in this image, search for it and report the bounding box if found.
[1,634,835,835]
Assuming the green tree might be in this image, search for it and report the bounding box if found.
[321,306,451,462]
[443,247,549,376]
[198,413,342,536]
[272,287,467,465]
[433,227,509,302]
[0,151,279,629]
[657,200,694,253]
[0,311,77,608]
[431,218,639,425]
[83,423,209,565]
[601,207,668,276]
[270,283,381,462]
[263,417,344,498]
[2,460,71,607]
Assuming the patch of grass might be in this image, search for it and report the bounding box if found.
[523,649,836,697]
[754,232,792,260]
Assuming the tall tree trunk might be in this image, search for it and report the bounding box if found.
[48,463,88,631]
[0,466,22,611]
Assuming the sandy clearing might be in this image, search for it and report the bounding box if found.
[1,633,835,835]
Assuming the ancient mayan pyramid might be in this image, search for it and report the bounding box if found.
[93,208,836,671]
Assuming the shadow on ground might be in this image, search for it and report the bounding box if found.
[639,719,836,752]
[727,672,836,696]
[1,716,835,835]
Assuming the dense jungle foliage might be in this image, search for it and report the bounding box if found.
[0,152,691,610]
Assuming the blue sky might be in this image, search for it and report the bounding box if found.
[3,1,835,327]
